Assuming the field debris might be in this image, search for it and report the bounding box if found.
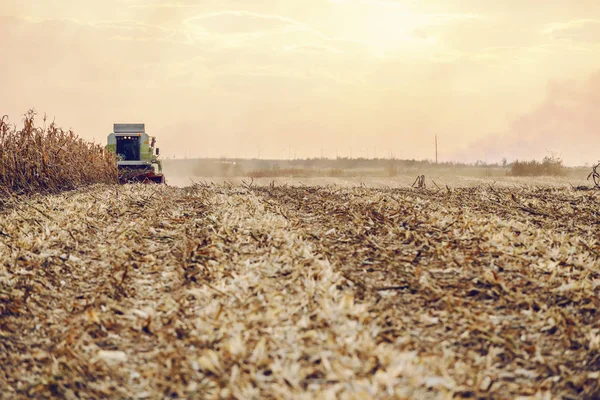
[588,162,600,189]
[0,182,599,398]
[411,174,426,189]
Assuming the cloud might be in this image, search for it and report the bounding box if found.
[280,43,342,54]
[3,0,600,160]
[466,46,546,66]
[93,21,179,41]
[456,71,600,165]
[0,15,199,88]
[0,15,185,43]
[180,9,368,56]
[542,19,600,43]
[184,11,303,35]
[356,1,484,23]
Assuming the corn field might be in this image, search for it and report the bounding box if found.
[0,180,598,399]
[0,111,117,195]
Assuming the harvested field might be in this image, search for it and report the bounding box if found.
[1,182,599,399]
[164,174,592,191]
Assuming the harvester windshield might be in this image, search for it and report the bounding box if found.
[116,135,141,161]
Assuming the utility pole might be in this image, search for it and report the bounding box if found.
[435,134,438,164]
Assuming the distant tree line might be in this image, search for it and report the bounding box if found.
[508,155,566,177]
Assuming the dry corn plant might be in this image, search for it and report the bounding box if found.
[588,162,600,188]
[0,110,117,195]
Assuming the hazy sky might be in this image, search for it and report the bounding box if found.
[1,0,600,164]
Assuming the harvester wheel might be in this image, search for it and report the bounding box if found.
[149,175,165,184]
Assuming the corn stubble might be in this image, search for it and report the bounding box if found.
[0,180,599,399]
[0,111,117,195]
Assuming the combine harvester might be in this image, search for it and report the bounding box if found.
[106,123,165,184]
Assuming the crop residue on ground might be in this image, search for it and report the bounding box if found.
[0,183,599,398]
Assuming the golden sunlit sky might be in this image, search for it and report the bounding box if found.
[2,0,600,164]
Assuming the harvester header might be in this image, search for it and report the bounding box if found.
[106,123,165,184]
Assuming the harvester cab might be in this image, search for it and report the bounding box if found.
[106,123,165,184]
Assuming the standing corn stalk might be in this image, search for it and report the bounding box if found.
[0,110,118,195]
[587,162,600,188]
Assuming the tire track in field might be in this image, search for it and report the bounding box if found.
[124,185,451,399]
[253,185,600,399]
[1,184,452,399]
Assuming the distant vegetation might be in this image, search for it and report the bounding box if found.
[0,111,117,195]
[509,155,567,177]
[164,155,582,179]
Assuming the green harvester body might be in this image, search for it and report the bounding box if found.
[106,123,165,184]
